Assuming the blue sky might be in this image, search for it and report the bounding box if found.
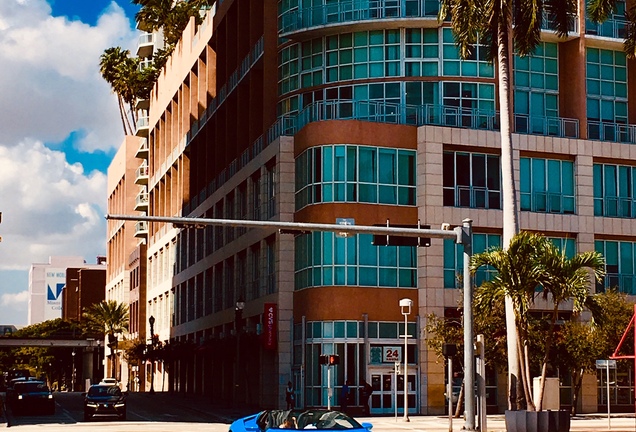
[0,0,141,325]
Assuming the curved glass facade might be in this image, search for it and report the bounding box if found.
[295,232,417,289]
[279,0,441,34]
[296,145,416,209]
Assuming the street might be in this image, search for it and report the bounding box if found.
[3,391,636,431]
[2,391,232,431]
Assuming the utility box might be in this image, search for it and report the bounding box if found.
[533,377,560,410]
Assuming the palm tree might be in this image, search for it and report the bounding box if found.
[438,0,577,410]
[471,232,605,411]
[471,231,548,410]
[533,243,605,411]
[99,47,133,135]
[134,0,209,47]
[83,300,129,379]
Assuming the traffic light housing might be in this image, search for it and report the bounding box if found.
[372,223,431,247]
[319,354,340,365]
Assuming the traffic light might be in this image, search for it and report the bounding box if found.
[319,354,340,365]
[372,223,431,247]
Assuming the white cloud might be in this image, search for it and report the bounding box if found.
[0,0,137,153]
[0,140,107,271]
[1,290,28,307]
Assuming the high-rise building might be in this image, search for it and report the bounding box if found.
[113,0,636,414]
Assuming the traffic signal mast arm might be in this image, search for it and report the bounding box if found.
[106,214,461,243]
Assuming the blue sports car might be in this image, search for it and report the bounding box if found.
[229,409,373,431]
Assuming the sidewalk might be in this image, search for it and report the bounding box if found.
[359,413,636,432]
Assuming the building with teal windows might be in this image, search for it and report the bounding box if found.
[125,0,636,416]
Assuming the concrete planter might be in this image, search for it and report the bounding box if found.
[505,409,571,432]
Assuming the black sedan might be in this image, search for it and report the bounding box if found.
[8,380,55,415]
[83,384,127,421]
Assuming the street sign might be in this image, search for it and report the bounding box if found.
[596,359,617,369]
[335,218,355,238]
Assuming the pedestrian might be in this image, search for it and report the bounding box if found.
[285,381,295,410]
[340,380,350,414]
[360,379,373,415]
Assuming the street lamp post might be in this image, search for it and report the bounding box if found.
[149,315,155,394]
[399,298,413,422]
[234,297,245,405]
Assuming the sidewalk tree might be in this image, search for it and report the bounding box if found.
[82,300,129,379]
[554,289,635,414]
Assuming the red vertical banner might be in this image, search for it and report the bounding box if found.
[263,303,277,350]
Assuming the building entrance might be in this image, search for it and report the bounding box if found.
[368,366,417,415]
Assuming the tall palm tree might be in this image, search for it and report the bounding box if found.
[134,0,208,47]
[83,300,129,379]
[99,47,133,135]
[438,0,577,410]
[533,243,605,411]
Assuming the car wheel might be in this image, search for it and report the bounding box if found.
[84,412,91,422]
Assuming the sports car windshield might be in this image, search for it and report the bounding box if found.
[260,409,364,430]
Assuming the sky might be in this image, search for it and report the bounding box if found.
[0,0,141,326]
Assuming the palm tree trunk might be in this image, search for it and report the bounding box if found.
[535,307,559,411]
[117,95,129,135]
[497,5,521,412]
[516,322,534,410]
[454,380,465,418]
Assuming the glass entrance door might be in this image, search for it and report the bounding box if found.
[369,368,417,415]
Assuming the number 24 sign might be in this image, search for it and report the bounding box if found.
[383,346,402,362]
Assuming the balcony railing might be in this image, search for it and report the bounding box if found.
[595,196,636,218]
[134,221,148,238]
[280,0,440,35]
[135,164,149,185]
[586,18,628,39]
[135,190,149,211]
[520,191,576,214]
[136,138,149,159]
[588,120,636,144]
[138,33,154,46]
[514,114,579,138]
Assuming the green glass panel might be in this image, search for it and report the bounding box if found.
[346,321,357,338]
[379,323,397,338]
[620,242,633,274]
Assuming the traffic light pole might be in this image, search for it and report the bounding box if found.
[106,214,475,429]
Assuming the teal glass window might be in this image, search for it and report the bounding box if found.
[595,239,636,294]
[444,233,501,288]
[520,157,575,214]
[405,28,439,77]
[593,163,636,218]
[442,28,494,78]
[300,39,324,88]
[548,237,576,259]
[514,42,559,134]
[586,48,627,140]
[278,44,299,95]
[295,233,417,289]
[443,151,501,209]
[296,145,416,209]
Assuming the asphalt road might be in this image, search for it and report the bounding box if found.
[2,391,233,431]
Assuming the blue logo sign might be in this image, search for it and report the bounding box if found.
[47,283,65,301]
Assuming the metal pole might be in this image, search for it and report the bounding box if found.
[395,362,399,422]
[607,363,611,430]
[477,334,487,432]
[448,357,453,432]
[462,218,476,431]
[327,365,332,410]
[404,312,409,422]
